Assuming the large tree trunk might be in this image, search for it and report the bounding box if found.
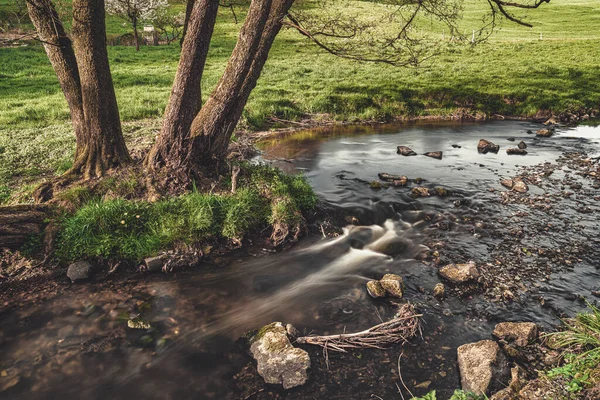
[71,0,130,179]
[26,0,86,160]
[146,0,220,171]
[0,205,49,250]
[186,0,294,168]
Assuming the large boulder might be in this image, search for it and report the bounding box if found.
[249,322,310,389]
[493,322,538,347]
[397,146,417,156]
[67,261,93,283]
[457,340,510,395]
[439,261,479,283]
[477,139,500,154]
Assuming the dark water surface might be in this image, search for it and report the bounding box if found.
[1,121,600,399]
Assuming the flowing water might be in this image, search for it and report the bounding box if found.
[1,121,600,399]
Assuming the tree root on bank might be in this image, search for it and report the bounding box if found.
[296,303,421,352]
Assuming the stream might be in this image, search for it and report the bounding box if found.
[1,121,600,399]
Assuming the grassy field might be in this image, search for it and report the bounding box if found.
[0,0,599,200]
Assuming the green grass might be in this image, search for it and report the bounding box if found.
[55,164,316,262]
[0,0,599,193]
[545,303,600,394]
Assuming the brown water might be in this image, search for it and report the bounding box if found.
[1,121,599,399]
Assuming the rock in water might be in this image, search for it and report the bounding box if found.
[378,172,403,181]
[506,148,528,155]
[433,283,445,299]
[536,129,553,137]
[457,340,510,395]
[380,274,403,298]
[439,261,479,283]
[366,280,386,298]
[397,146,417,156]
[500,179,514,189]
[512,180,528,193]
[493,322,538,347]
[249,322,310,389]
[67,261,93,283]
[411,187,431,197]
[517,141,527,149]
[477,139,500,154]
[424,151,443,160]
[392,176,409,186]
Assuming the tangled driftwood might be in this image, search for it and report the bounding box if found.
[296,303,421,353]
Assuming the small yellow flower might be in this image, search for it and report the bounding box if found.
[136,215,140,219]
[120,220,125,224]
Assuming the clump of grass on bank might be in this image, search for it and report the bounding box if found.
[545,304,600,394]
[55,164,316,263]
[412,389,484,399]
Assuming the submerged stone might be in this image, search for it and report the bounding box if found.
[517,141,527,149]
[249,322,310,389]
[512,180,528,193]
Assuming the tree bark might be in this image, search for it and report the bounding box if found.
[71,0,130,179]
[133,16,140,51]
[0,205,49,250]
[146,0,220,171]
[26,0,87,160]
[186,0,293,168]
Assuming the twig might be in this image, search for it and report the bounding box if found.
[397,351,414,399]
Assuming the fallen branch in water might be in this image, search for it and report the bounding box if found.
[296,303,421,353]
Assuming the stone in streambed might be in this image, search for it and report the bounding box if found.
[500,179,514,189]
[433,283,445,299]
[424,151,443,160]
[378,172,402,181]
[506,148,528,155]
[518,141,527,149]
[477,139,500,154]
[67,261,93,283]
[439,261,479,283]
[411,187,431,197]
[536,129,553,137]
[493,322,538,347]
[393,176,409,186]
[379,274,403,298]
[457,340,510,395]
[249,322,310,389]
[366,280,386,298]
[397,146,417,156]
[512,179,528,193]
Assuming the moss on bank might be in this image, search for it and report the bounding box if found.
[54,164,316,263]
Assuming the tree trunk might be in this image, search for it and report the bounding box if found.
[26,0,86,160]
[186,0,293,168]
[71,0,130,179]
[146,0,220,171]
[0,205,49,250]
[133,16,140,51]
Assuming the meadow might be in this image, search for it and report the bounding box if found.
[0,0,599,199]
